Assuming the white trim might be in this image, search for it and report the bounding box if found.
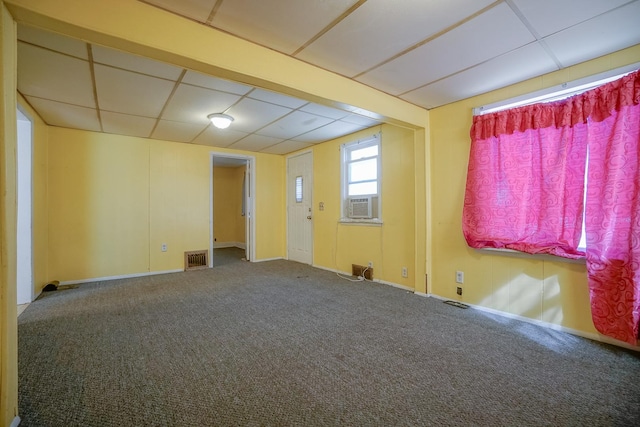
[427,293,639,352]
[251,256,284,263]
[313,264,414,292]
[213,242,246,249]
[474,62,640,115]
[477,248,586,264]
[10,416,20,427]
[58,269,183,286]
[414,291,428,298]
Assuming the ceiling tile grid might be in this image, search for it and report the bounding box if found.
[16,0,640,155]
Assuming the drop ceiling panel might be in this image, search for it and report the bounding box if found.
[297,0,495,77]
[401,43,558,109]
[161,84,241,125]
[257,111,334,139]
[211,0,360,54]
[18,43,95,107]
[356,2,537,95]
[261,141,313,155]
[341,114,382,128]
[191,126,247,147]
[25,96,101,132]
[299,103,350,120]
[248,89,308,109]
[226,98,292,133]
[512,0,632,37]
[92,45,183,80]
[543,1,640,68]
[101,111,156,138]
[229,134,285,152]
[151,120,207,143]
[142,0,214,22]
[18,25,88,59]
[292,120,366,143]
[182,71,252,95]
[94,64,175,117]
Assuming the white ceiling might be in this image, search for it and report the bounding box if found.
[17,0,640,154]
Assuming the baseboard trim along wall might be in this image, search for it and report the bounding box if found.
[213,242,246,249]
[427,293,639,352]
[312,265,414,292]
[59,269,183,286]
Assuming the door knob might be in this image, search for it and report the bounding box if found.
[307,215,312,220]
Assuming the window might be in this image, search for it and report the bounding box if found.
[341,134,381,221]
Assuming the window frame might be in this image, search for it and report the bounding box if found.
[340,133,382,224]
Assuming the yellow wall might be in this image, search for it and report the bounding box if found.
[213,165,246,246]
[429,44,640,343]
[47,127,284,281]
[312,124,417,288]
[0,2,18,424]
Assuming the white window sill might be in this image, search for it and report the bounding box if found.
[478,248,586,264]
[339,218,383,226]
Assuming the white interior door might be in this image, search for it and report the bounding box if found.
[17,108,33,304]
[244,161,251,261]
[287,152,313,264]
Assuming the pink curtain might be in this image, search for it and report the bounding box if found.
[463,102,588,259]
[464,70,640,344]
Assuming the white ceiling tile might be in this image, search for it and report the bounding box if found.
[25,96,101,131]
[18,43,95,107]
[248,89,308,109]
[91,45,183,80]
[292,120,365,143]
[257,111,334,139]
[101,111,156,138]
[142,0,215,22]
[211,0,360,54]
[94,64,175,117]
[543,1,640,68]
[299,103,350,120]
[297,0,495,76]
[226,98,292,133]
[191,126,248,147]
[162,84,241,124]
[356,2,536,95]
[401,42,558,109]
[229,134,285,152]
[182,71,253,95]
[151,120,207,143]
[341,114,381,127]
[18,25,88,59]
[511,0,632,37]
[261,141,313,155]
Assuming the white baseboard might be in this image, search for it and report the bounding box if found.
[251,257,284,263]
[427,293,639,352]
[58,269,183,286]
[214,242,246,249]
[313,264,415,291]
[10,416,20,427]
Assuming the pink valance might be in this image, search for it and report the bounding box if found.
[471,70,640,141]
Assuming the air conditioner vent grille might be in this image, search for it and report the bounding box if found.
[185,250,209,271]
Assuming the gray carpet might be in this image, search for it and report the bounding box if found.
[18,253,640,426]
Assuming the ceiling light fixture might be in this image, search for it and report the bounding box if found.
[207,113,234,129]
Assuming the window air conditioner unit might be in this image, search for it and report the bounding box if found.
[348,196,373,219]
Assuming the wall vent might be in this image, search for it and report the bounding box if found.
[184,250,209,271]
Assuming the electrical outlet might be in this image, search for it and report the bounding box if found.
[456,270,464,284]
[402,267,408,278]
[457,287,462,295]
[161,243,167,252]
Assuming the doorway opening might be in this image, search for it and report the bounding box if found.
[17,107,33,306]
[210,152,255,267]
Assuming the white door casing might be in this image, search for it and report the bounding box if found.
[287,152,313,264]
[17,108,33,304]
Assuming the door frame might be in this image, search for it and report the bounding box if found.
[286,150,314,264]
[16,106,33,304]
[209,152,256,266]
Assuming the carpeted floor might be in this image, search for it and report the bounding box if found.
[18,253,640,426]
